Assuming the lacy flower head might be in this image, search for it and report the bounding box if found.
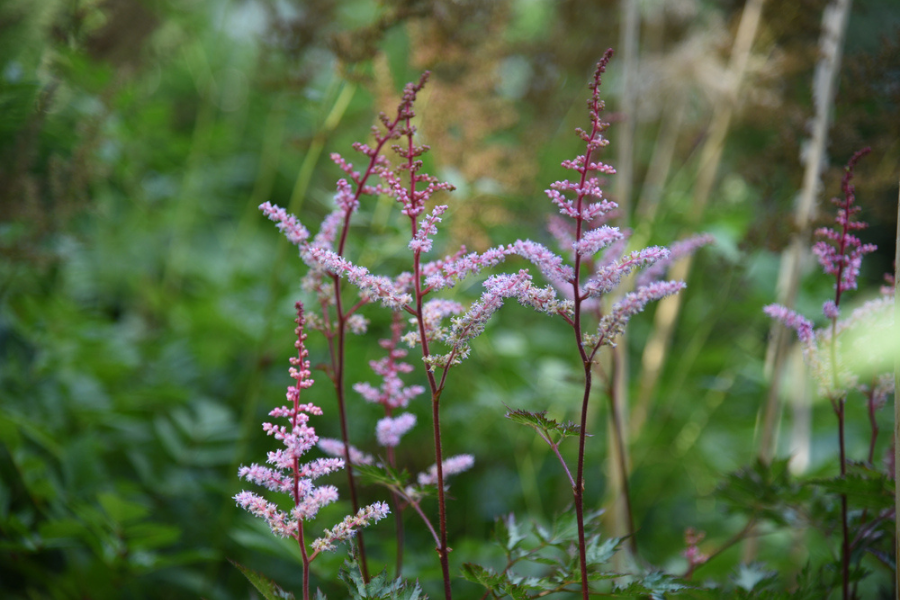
[765,148,895,398]
[234,303,388,556]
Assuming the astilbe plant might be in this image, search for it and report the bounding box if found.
[234,302,389,600]
[765,148,896,599]
[253,52,716,599]
[317,312,475,577]
[258,72,535,599]
[488,49,713,599]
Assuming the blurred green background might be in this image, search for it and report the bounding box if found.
[1,0,898,597]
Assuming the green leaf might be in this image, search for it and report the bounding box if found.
[715,458,805,525]
[731,562,777,592]
[461,564,531,599]
[808,462,894,510]
[495,513,528,552]
[338,560,426,599]
[584,535,620,566]
[505,408,581,440]
[230,560,297,600]
[97,492,149,524]
[613,571,687,600]
[355,462,410,490]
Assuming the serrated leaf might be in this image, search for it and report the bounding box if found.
[505,408,581,439]
[808,465,894,510]
[614,571,687,600]
[462,563,502,588]
[339,561,426,599]
[355,462,410,490]
[731,562,777,592]
[585,535,620,566]
[715,458,805,525]
[495,513,528,551]
[230,560,297,600]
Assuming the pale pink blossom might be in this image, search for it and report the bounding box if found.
[417,454,475,486]
[573,225,624,257]
[312,502,391,553]
[259,202,310,246]
[584,247,670,297]
[311,209,344,251]
[596,281,685,346]
[409,205,448,253]
[317,438,375,466]
[507,239,574,284]
[764,304,815,344]
[376,413,417,447]
[635,234,715,287]
[306,247,413,309]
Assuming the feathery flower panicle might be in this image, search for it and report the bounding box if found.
[635,234,716,287]
[354,315,425,409]
[312,502,391,553]
[765,149,895,398]
[763,304,815,344]
[812,148,876,300]
[376,413,417,447]
[409,205,448,253]
[507,239,575,284]
[260,202,311,246]
[235,303,387,553]
[317,438,375,466]
[417,454,475,487]
[595,281,686,346]
[584,247,670,298]
[306,247,413,309]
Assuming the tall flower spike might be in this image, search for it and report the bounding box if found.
[235,303,387,554]
[812,147,875,308]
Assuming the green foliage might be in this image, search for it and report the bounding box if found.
[463,512,627,598]
[1,0,898,598]
[505,408,582,442]
[338,560,427,599]
[231,560,297,600]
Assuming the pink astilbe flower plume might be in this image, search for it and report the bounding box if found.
[234,303,388,567]
[812,147,876,308]
[765,149,893,398]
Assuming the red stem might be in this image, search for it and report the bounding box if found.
[318,103,409,582]
[401,116,453,598]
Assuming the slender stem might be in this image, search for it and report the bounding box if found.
[330,273,369,581]
[607,348,638,555]
[387,440,405,575]
[866,384,878,465]
[574,361,592,600]
[892,175,900,600]
[299,526,310,600]
[316,95,411,583]
[539,432,576,489]
[838,398,850,600]
[403,116,453,597]
[683,517,758,580]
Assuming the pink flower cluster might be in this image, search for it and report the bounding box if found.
[812,148,876,301]
[682,528,709,570]
[765,149,896,398]
[595,280,686,346]
[311,502,391,553]
[234,303,387,551]
[417,454,475,487]
[429,270,564,370]
[353,315,425,410]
